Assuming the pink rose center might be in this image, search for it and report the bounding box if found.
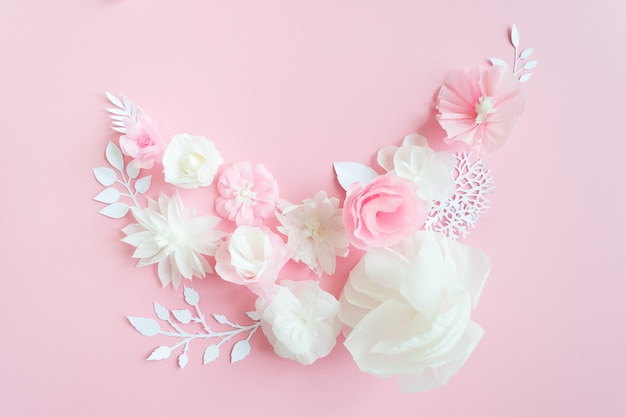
[137,133,154,148]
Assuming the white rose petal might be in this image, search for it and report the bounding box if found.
[163,133,223,188]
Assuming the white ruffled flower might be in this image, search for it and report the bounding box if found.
[276,191,349,276]
[339,231,490,392]
[122,193,226,289]
[162,133,223,188]
[377,134,456,201]
[256,280,341,365]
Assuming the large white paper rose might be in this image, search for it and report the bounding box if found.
[377,134,456,202]
[162,133,223,188]
[256,280,341,365]
[339,231,490,392]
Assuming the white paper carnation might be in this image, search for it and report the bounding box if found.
[122,193,226,288]
[256,280,341,365]
[339,231,490,392]
[276,191,349,276]
[162,133,223,188]
[377,134,456,202]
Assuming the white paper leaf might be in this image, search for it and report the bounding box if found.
[178,352,189,369]
[231,340,251,363]
[333,161,378,192]
[519,73,533,83]
[134,175,152,194]
[105,91,124,108]
[511,24,520,48]
[245,311,260,321]
[172,309,192,324]
[203,345,220,364]
[112,126,126,134]
[99,202,129,219]
[520,47,534,59]
[106,107,127,116]
[523,60,538,70]
[128,317,160,336]
[93,167,117,186]
[147,346,171,361]
[126,163,140,180]
[183,286,200,306]
[490,58,509,68]
[93,188,120,204]
[105,142,124,171]
[213,314,228,324]
[153,302,169,321]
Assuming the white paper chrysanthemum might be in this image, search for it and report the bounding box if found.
[339,231,490,392]
[122,193,226,288]
[276,191,349,276]
[377,134,456,202]
[256,280,341,365]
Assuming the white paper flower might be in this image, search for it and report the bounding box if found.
[122,193,226,289]
[276,191,349,276]
[162,133,223,188]
[377,134,456,201]
[215,226,290,298]
[339,231,490,392]
[256,280,341,365]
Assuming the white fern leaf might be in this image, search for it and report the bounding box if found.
[105,92,143,134]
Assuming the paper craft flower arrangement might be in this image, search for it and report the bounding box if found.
[93,25,536,392]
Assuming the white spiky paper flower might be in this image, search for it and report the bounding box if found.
[276,191,349,276]
[122,193,226,288]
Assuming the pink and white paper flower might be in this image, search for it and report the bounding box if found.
[215,161,279,226]
[215,226,290,298]
[120,115,164,169]
[436,66,524,153]
[122,193,226,289]
[276,191,349,276]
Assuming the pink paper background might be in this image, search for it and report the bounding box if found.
[1,1,625,416]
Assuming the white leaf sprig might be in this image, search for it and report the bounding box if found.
[127,286,261,368]
[92,141,152,218]
[105,91,144,134]
[490,24,538,82]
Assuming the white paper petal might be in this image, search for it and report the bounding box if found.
[333,161,378,191]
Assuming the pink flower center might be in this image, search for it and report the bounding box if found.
[474,96,497,124]
[137,133,154,148]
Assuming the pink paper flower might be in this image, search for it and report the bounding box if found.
[436,66,524,153]
[216,161,279,226]
[343,174,428,250]
[120,115,163,169]
[215,226,290,299]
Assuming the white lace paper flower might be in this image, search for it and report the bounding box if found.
[377,134,456,202]
[256,280,341,365]
[276,191,349,276]
[122,193,226,289]
[339,231,490,392]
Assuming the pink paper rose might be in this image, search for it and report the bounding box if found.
[215,226,290,298]
[343,174,427,250]
[120,115,163,169]
[215,161,279,226]
[436,66,524,153]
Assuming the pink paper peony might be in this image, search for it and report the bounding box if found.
[216,161,279,226]
[120,115,163,169]
[436,66,524,153]
[343,174,428,250]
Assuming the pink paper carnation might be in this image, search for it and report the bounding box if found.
[343,174,427,250]
[436,66,524,153]
[216,161,279,226]
[120,115,163,169]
